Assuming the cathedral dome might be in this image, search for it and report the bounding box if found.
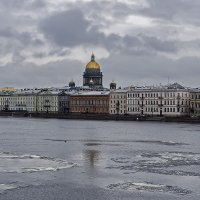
[86,53,100,70]
[69,79,75,88]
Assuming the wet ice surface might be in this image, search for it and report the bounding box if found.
[108,151,200,177]
[0,152,77,173]
[107,181,192,195]
[0,151,77,194]
[0,117,200,199]
[0,184,17,194]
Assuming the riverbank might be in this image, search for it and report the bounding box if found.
[0,111,200,123]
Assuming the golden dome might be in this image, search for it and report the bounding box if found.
[86,53,100,70]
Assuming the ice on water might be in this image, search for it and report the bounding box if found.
[0,184,18,194]
[108,151,200,177]
[0,152,77,173]
[107,181,192,195]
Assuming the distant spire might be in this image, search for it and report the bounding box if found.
[91,52,95,61]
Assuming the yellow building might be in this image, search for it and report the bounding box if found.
[0,87,16,93]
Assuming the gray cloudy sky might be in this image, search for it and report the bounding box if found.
[0,0,200,88]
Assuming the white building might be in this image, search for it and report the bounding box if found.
[109,89,127,115]
[0,92,11,111]
[36,90,59,113]
[127,83,191,117]
[0,89,41,112]
[9,89,40,112]
[0,88,68,113]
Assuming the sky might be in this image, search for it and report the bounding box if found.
[0,0,200,88]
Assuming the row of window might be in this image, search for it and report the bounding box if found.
[110,110,126,114]
[127,92,189,98]
[110,94,126,99]
[127,100,189,106]
[110,105,126,109]
[0,97,36,101]
[71,100,109,106]
[191,103,200,108]
[191,94,200,99]
[71,107,108,113]
[110,100,126,104]
[127,107,188,113]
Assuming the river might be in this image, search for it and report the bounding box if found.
[0,117,199,200]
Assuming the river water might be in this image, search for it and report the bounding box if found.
[0,117,199,200]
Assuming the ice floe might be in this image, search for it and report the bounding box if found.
[107,181,192,195]
[0,183,18,193]
[107,151,200,177]
[0,152,77,173]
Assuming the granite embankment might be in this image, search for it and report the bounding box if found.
[0,111,200,123]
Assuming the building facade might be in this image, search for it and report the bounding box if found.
[0,89,39,112]
[0,93,11,111]
[109,89,127,115]
[127,84,191,117]
[36,90,59,113]
[190,89,200,116]
[58,91,71,113]
[70,91,109,114]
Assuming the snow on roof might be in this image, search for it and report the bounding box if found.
[110,89,128,93]
[71,91,110,96]
[13,89,42,95]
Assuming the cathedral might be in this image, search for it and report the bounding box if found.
[83,53,103,89]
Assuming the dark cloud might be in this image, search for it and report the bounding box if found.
[102,53,200,88]
[0,0,46,11]
[39,8,177,55]
[0,0,200,88]
[0,28,33,45]
[0,0,27,10]
[140,35,177,53]
[0,59,83,88]
[39,9,104,47]
[140,0,200,25]
[29,0,46,9]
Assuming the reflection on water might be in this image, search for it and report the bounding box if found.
[83,150,100,168]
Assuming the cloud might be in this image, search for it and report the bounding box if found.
[39,9,104,47]
[0,0,200,88]
[0,59,83,88]
[102,53,200,88]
